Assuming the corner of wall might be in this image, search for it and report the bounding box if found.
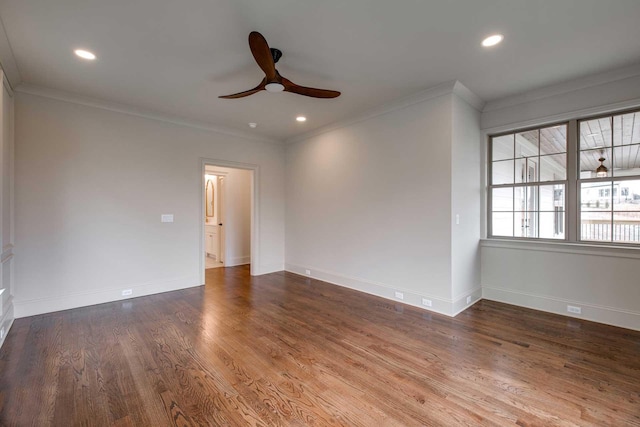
[285,263,483,317]
[0,291,14,349]
[0,18,21,88]
[481,284,640,332]
[450,87,483,303]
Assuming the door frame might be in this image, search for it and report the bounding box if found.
[199,158,259,283]
[204,170,227,265]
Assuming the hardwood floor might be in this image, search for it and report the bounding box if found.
[0,266,638,426]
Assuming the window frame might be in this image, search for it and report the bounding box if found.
[487,121,570,242]
[487,107,640,247]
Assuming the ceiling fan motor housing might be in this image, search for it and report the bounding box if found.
[270,48,282,64]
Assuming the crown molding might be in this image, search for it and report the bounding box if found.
[483,62,640,113]
[0,15,21,89]
[286,80,483,145]
[15,83,282,145]
[452,81,485,111]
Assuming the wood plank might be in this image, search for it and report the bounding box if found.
[0,265,638,426]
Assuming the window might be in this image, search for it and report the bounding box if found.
[579,112,640,244]
[489,125,567,239]
[488,109,640,245]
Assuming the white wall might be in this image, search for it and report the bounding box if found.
[482,242,640,330]
[481,67,640,331]
[451,94,482,313]
[205,166,251,266]
[0,72,15,347]
[285,83,482,315]
[14,91,285,317]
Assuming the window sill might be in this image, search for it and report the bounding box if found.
[480,238,640,260]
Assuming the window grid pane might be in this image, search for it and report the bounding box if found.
[613,212,640,243]
[490,125,567,240]
[612,144,640,177]
[491,111,640,245]
[492,159,514,185]
[579,112,640,244]
[580,117,612,150]
[581,211,612,242]
[540,125,567,154]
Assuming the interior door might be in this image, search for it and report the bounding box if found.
[218,176,225,264]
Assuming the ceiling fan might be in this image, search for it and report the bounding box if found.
[219,31,341,99]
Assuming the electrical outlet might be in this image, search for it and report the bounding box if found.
[455,214,460,225]
[122,289,133,296]
[394,291,404,300]
[466,295,472,304]
[305,269,311,276]
[422,298,432,307]
[161,214,174,223]
[567,305,581,314]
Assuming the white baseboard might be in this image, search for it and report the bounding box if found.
[225,256,251,267]
[285,263,481,317]
[14,275,201,318]
[0,295,14,349]
[452,288,483,316]
[482,285,640,331]
[256,263,284,275]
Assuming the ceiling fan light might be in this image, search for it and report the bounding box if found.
[596,157,608,177]
[265,83,285,93]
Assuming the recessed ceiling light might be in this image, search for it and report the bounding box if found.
[248,122,257,128]
[481,34,504,47]
[74,49,96,60]
[296,116,307,122]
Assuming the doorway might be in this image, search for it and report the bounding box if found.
[200,159,257,282]
[204,172,225,269]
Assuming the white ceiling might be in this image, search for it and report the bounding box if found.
[1,0,640,141]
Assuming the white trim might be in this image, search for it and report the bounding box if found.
[0,16,20,89]
[481,238,640,260]
[451,287,483,316]
[257,262,284,275]
[0,301,14,349]
[199,158,260,282]
[204,169,229,177]
[14,275,199,318]
[452,81,485,111]
[285,262,479,317]
[2,74,13,98]
[15,84,281,145]
[286,80,469,144]
[483,63,640,113]
[1,251,12,264]
[482,97,640,134]
[224,256,251,267]
[482,285,640,331]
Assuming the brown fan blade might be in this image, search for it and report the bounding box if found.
[249,32,276,81]
[281,77,340,98]
[219,79,266,99]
